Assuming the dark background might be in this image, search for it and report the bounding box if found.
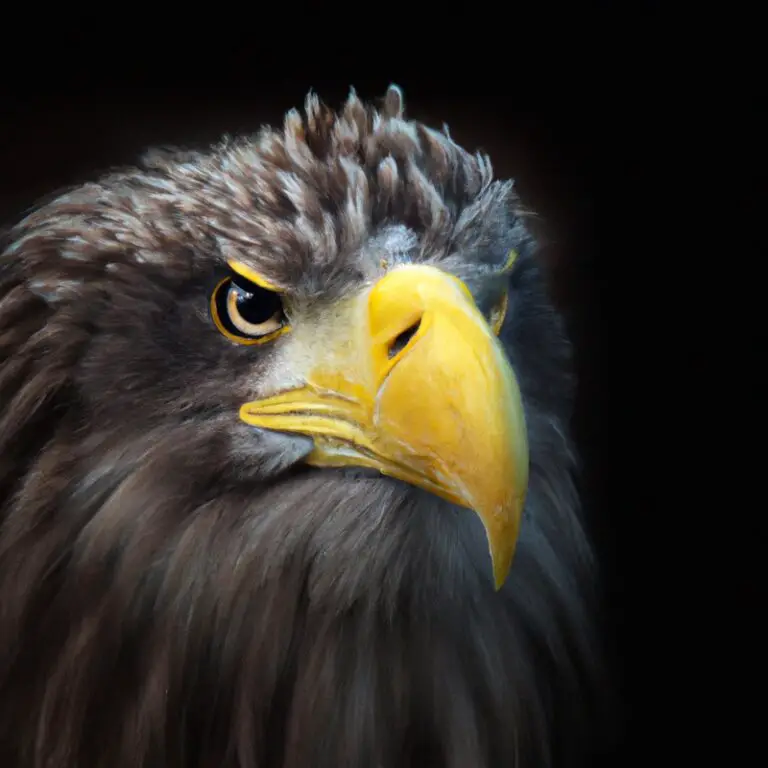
[1,24,726,766]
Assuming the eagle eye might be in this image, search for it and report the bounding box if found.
[210,273,289,345]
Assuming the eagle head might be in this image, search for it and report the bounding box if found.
[0,86,601,767]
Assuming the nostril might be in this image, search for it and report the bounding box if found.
[388,319,421,359]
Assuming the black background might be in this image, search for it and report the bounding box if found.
[1,16,746,766]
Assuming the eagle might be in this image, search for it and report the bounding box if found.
[0,86,603,767]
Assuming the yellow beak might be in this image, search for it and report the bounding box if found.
[239,265,529,588]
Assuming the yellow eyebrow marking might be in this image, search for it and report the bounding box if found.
[487,249,517,335]
[490,291,509,336]
[227,260,281,292]
[501,248,519,273]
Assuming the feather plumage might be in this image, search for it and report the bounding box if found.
[0,87,604,767]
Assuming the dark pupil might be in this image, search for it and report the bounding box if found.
[231,280,282,325]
